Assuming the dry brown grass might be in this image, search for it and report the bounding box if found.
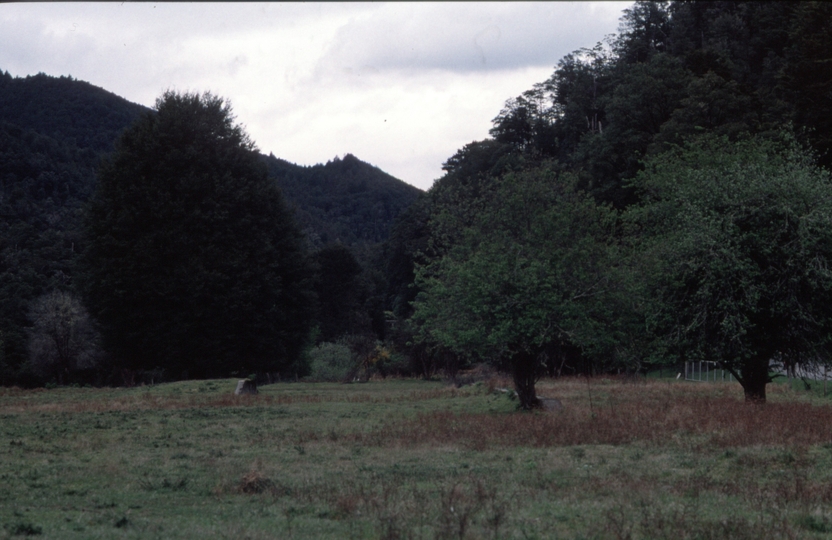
[6,377,831,451]
[5,377,832,538]
[359,377,832,450]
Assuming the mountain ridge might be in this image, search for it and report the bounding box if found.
[264,152,422,248]
[0,69,422,247]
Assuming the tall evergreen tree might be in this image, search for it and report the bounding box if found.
[79,91,313,379]
[311,243,370,342]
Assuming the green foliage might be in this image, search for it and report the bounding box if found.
[0,123,101,377]
[0,71,417,385]
[307,342,355,382]
[381,139,528,358]
[382,195,433,319]
[614,1,672,64]
[79,91,314,378]
[386,1,832,398]
[463,1,832,209]
[581,52,691,205]
[264,153,422,250]
[782,2,832,170]
[626,134,832,400]
[413,167,616,407]
[310,244,374,343]
[0,73,147,383]
[0,72,149,156]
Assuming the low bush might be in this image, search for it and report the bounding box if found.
[307,342,355,382]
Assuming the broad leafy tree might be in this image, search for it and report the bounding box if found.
[80,91,314,379]
[379,0,832,396]
[627,135,832,402]
[413,167,615,409]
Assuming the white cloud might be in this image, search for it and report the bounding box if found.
[0,2,630,190]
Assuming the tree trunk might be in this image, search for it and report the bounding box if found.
[740,355,770,403]
[512,350,541,410]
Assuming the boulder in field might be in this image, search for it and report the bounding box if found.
[234,379,258,395]
[540,398,564,412]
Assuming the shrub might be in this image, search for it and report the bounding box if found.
[27,290,101,385]
[307,342,355,382]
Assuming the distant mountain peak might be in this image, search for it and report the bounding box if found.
[262,152,422,248]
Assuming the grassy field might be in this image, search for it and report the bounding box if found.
[3,375,832,539]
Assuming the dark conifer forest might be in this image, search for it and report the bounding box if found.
[2,1,832,399]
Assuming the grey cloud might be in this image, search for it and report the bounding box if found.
[317,2,627,76]
[0,17,98,79]
[0,2,628,190]
[7,3,359,42]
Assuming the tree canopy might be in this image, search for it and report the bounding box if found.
[79,91,314,378]
[0,74,147,383]
[0,70,416,386]
[383,0,832,403]
[264,153,422,251]
[626,135,832,401]
[413,168,616,408]
[4,0,832,393]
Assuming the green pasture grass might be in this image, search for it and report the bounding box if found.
[2,376,832,538]
[772,375,832,405]
[645,364,832,402]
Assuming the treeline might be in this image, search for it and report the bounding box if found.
[0,72,150,385]
[0,72,419,386]
[383,1,832,405]
[4,1,832,400]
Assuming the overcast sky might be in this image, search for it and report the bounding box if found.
[0,2,630,190]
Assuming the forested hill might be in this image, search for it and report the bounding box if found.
[0,70,421,247]
[0,71,150,157]
[0,69,420,384]
[382,1,832,403]
[265,153,422,248]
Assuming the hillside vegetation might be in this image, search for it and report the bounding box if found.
[266,153,421,249]
[387,1,832,405]
[0,73,419,385]
[2,1,832,392]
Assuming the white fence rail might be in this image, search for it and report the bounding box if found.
[684,360,832,395]
[778,363,829,382]
[684,361,734,383]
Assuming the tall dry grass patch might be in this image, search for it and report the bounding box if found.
[6,377,832,451]
[363,378,832,449]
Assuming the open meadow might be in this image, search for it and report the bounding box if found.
[3,376,832,539]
